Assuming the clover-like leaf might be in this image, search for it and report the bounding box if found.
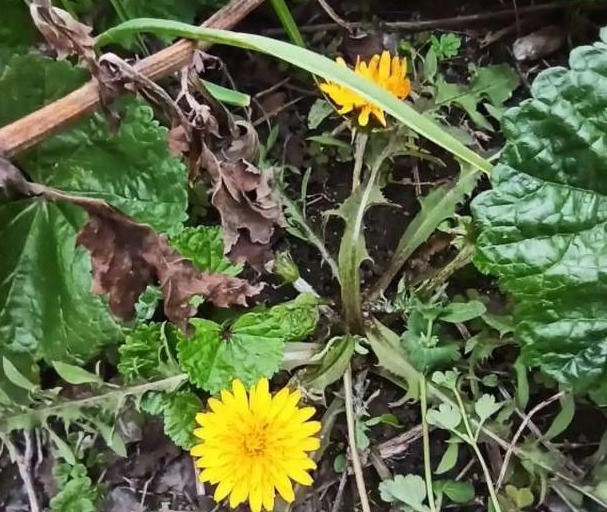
[426,403,462,432]
[379,474,430,512]
[178,294,319,394]
[0,55,188,362]
[471,33,607,390]
[474,394,502,424]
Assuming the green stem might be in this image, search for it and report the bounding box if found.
[453,389,502,512]
[420,377,437,512]
[107,0,149,55]
[351,131,369,193]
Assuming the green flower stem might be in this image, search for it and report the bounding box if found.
[351,131,369,193]
[453,389,502,512]
[420,377,437,512]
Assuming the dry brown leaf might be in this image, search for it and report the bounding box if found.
[201,122,286,260]
[76,203,263,328]
[29,1,95,63]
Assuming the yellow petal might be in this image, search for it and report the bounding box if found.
[249,486,263,512]
[229,480,249,508]
[358,106,371,126]
[213,477,235,501]
[372,106,387,126]
[271,470,295,503]
[379,51,391,82]
[262,478,276,511]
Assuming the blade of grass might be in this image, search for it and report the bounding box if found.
[204,80,250,107]
[96,19,492,174]
[269,0,305,47]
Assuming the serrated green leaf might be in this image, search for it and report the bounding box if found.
[505,485,535,508]
[0,55,187,362]
[379,474,430,511]
[366,319,421,400]
[328,181,389,329]
[435,64,520,130]
[170,226,242,275]
[474,394,502,424]
[142,390,201,450]
[178,295,319,393]
[434,479,474,504]
[52,361,101,385]
[439,300,486,323]
[50,463,98,512]
[118,322,180,382]
[471,35,607,390]
[134,285,163,321]
[426,403,462,431]
[308,98,334,129]
[435,440,459,475]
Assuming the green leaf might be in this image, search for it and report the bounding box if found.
[367,319,421,400]
[424,47,438,82]
[430,33,462,60]
[134,285,163,322]
[544,393,575,440]
[170,226,242,275]
[426,403,462,431]
[327,181,389,329]
[379,474,430,512]
[2,357,37,392]
[372,164,480,297]
[435,440,459,475]
[435,64,520,130]
[402,330,461,375]
[471,34,607,390]
[505,485,535,508]
[308,98,334,129]
[52,361,101,385]
[204,80,250,107]
[434,480,474,504]
[0,55,188,362]
[97,19,493,174]
[47,428,76,465]
[178,295,319,393]
[474,394,502,424]
[439,300,486,323]
[142,390,201,450]
[50,463,99,512]
[118,322,180,382]
[333,453,347,473]
[0,0,38,47]
[303,335,355,392]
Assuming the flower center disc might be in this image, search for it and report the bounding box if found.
[242,426,268,457]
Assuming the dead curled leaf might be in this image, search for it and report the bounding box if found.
[200,122,286,263]
[29,1,96,63]
[0,156,262,329]
[76,204,263,328]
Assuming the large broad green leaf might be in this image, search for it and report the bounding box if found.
[471,32,607,390]
[0,55,187,362]
[178,294,319,394]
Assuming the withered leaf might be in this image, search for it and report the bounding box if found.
[201,122,286,260]
[29,1,95,62]
[76,203,263,328]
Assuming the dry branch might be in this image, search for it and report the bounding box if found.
[0,0,265,157]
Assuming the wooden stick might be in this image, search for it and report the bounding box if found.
[0,0,265,157]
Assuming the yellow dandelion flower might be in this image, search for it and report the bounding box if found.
[319,50,412,127]
[190,378,321,512]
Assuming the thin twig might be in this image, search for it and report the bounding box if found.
[330,468,349,512]
[315,0,353,32]
[263,2,599,35]
[496,391,565,489]
[343,365,371,512]
[351,131,368,193]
